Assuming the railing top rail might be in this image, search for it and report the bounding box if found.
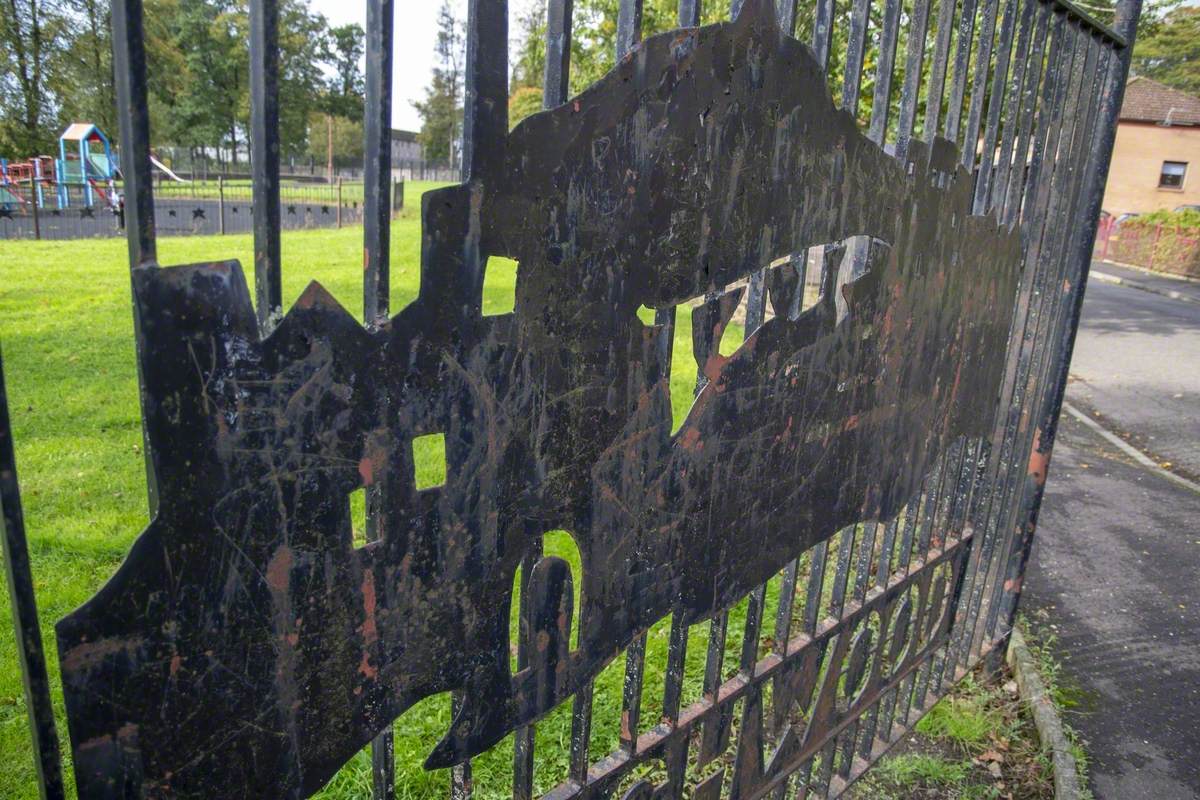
[1047,0,1128,48]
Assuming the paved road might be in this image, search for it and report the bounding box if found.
[1065,269,1200,480]
[1025,270,1200,799]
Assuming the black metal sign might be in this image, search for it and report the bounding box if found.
[0,0,1141,797]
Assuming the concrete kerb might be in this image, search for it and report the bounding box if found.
[1007,626,1083,800]
[1091,265,1199,305]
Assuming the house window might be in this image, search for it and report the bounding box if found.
[1159,161,1187,189]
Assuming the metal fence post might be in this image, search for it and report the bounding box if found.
[27,178,40,241]
[0,345,65,800]
[337,178,343,229]
[218,175,226,235]
[249,0,283,332]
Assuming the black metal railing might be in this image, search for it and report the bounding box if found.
[0,0,1141,798]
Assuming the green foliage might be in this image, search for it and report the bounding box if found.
[1126,207,1200,229]
[0,0,364,162]
[878,753,970,787]
[510,1,547,92]
[0,0,69,155]
[508,86,544,130]
[305,113,364,166]
[1132,4,1200,96]
[323,23,365,119]
[916,675,1004,751]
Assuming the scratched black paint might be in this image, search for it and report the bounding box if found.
[57,2,1024,796]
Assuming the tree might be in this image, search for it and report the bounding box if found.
[315,22,364,180]
[306,112,362,163]
[1132,5,1200,96]
[412,0,464,165]
[508,86,543,130]
[275,0,331,156]
[510,1,546,93]
[162,0,247,163]
[0,0,66,155]
[324,23,365,118]
[49,0,117,138]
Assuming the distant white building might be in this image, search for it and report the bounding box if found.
[390,129,422,164]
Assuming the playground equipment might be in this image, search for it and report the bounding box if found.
[57,123,119,209]
[0,123,185,215]
[0,124,122,212]
[0,156,55,210]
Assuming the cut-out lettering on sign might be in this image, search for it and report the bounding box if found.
[56,2,1023,796]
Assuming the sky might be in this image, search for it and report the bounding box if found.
[308,0,531,132]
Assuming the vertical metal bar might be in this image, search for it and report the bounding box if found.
[568,683,593,783]
[775,0,796,32]
[841,0,873,117]
[450,693,472,800]
[960,0,1002,168]
[362,4,395,794]
[0,346,64,800]
[27,178,40,240]
[924,0,957,137]
[1002,5,1051,220]
[812,0,837,69]
[462,0,508,182]
[826,525,859,620]
[544,0,574,107]
[617,0,645,59]
[944,0,979,142]
[988,0,1037,216]
[111,0,156,269]
[249,0,282,331]
[111,0,159,519]
[867,0,903,145]
[218,175,227,235]
[894,0,931,161]
[873,515,902,592]
[620,634,648,753]
[363,0,394,328]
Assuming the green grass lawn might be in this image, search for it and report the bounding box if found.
[0,181,779,798]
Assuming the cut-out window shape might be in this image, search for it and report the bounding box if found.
[348,487,367,549]
[413,432,447,490]
[636,304,658,326]
[482,257,518,316]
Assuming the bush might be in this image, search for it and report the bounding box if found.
[1123,208,1200,231]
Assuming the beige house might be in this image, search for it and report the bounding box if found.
[1101,77,1200,217]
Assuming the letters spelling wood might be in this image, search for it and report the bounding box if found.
[56,4,1022,796]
